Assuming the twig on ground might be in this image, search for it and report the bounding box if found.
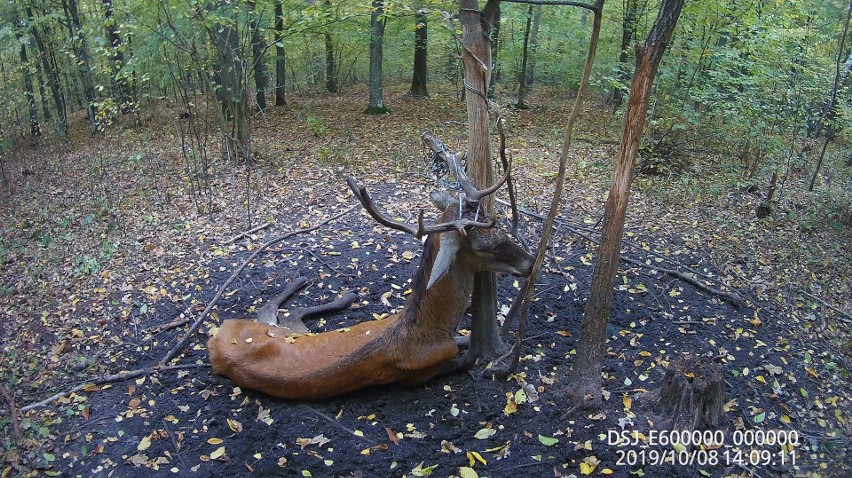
[620,255,744,308]
[296,404,377,445]
[802,291,852,324]
[162,419,188,470]
[14,364,206,414]
[0,382,23,447]
[225,221,272,244]
[159,206,357,365]
[149,317,190,335]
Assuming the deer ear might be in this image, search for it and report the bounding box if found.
[429,191,453,212]
[427,234,460,289]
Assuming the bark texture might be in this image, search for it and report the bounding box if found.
[569,0,684,407]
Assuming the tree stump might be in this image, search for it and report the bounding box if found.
[654,355,724,430]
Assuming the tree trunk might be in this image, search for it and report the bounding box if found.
[274,0,286,106]
[15,15,41,137]
[26,6,67,133]
[209,1,250,161]
[516,6,534,109]
[808,2,852,139]
[322,0,338,94]
[569,0,684,407]
[487,4,500,97]
[102,0,133,113]
[63,0,98,131]
[609,0,647,110]
[410,8,429,97]
[459,0,502,363]
[365,0,389,114]
[248,0,268,111]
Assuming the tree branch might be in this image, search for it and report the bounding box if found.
[501,0,598,11]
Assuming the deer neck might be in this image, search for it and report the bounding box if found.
[398,233,473,337]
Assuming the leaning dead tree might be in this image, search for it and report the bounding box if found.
[568,0,685,407]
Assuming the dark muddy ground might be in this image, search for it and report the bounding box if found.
[36,184,847,478]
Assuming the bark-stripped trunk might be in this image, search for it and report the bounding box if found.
[569,0,684,407]
[274,0,286,106]
[459,0,502,361]
[410,8,429,97]
[365,0,388,114]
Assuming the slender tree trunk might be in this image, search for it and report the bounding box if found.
[516,6,534,109]
[527,7,541,86]
[248,0,268,111]
[410,8,429,97]
[365,0,388,114]
[324,0,337,94]
[102,0,133,113]
[63,0,98,131]
[808,2,852,139]
[609,0,647,110]
[274,0,286,106]
[34,52,51,121]
[15,15,41,137]
[569,0,684,407]
[325,33,337,93]
[209,1,250,161]
[488,4,501,97]
[459,0,502,361]
[27,6,67,133]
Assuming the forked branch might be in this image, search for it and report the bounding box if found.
[346,177,495,238]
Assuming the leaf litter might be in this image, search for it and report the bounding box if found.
[0,84,849,477]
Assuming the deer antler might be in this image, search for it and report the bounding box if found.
[346,178,495,239]
[421,131,511,203]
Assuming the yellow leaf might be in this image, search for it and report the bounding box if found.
[579,462,595,475]
[137,435,152,451]
[208,438,223,445]
[755,375,766,384]
[469,451,486,465]
[622,395,632,410]
[210,446,226,460]
[458,466,479,478]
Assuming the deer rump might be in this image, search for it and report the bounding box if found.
[208,173,534,401]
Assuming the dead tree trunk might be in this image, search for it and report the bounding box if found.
[568,0,684,407]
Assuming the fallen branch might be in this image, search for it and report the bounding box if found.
[225,221,272,244]
[149,317,190,335]
[801,291,852,324]
[159,205,357,365]
[620,255,744,308]
[13,364,205,414]
[0,382,23,447]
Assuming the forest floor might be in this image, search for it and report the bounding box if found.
[1,84,850,478]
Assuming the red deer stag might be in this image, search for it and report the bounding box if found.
[208,163,533,400]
